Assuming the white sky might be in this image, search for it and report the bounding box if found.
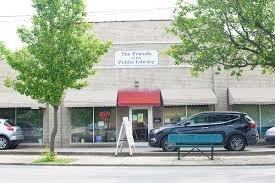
[0,0,178,50]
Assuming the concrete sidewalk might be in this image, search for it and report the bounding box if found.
[1,154,275,166]
[1,145,275,156]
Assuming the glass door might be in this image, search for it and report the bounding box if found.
[130,108,149,142]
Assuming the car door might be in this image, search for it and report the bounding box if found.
[201,114,239,137]
[202,114,227,134]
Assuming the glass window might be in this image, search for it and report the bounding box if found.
[189,114,211,125]
[16,108,43,143]
[187,105,209,117]
[71,107,116,143]
[232,105,260,134]
[210,114,239,123]
[71,108,93,143]
[0,108,43,143]
[163,106,186,124]
[94,107,116,143]
[210,114,225,123]
[261,105,275,137]
[0,108,15,123]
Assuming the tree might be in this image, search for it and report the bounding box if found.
[167,0,274,76]
[0,0,110,153]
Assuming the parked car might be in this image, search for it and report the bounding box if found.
[149,111,259,151]
[265,127,275,144]
[0,119,24,150]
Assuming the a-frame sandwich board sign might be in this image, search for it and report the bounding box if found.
[114,117,135,156]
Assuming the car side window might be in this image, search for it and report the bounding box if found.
[209,114,225,123]
[210,114,239,123]
[189,114,210,125]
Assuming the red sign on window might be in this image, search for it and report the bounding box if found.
[99,111,111,119]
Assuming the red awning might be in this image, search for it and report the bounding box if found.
[117,89,161,106]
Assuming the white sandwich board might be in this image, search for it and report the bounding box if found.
[114,117,135,156]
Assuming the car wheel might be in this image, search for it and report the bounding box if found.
[0,136,9,150]
[227,135,246,151]
[161,136,177,152]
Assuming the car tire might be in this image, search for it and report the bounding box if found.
[227,135,246,151]
[9,143,18,149]
[161,136,177,152]
[224,145,229,151]
[0,136,10,150]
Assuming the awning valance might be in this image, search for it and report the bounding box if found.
[117,89,161,106]
[161,89,217,106]
[229,88,275,105]
[64,89,117,107]
[0,92,45,108]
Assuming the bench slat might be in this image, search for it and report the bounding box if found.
[168,134,223,145]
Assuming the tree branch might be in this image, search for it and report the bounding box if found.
[255,21,275,40]
[234,0,264,52]
[223,13,261,55]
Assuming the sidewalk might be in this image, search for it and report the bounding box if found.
[1,154,275,166]
[1,145,275,156]
[1,145,275,166]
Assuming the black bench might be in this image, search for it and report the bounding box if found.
[168,134,224,160]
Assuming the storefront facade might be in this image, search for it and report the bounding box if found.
[1,20,275,146]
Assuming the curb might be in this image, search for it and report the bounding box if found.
[1,162,275,167]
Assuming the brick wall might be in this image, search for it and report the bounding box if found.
[2,20,275,147]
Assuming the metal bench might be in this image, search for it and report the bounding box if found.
[168,134,224,160]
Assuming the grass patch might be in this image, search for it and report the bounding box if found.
[33,157,72,164]
[32,148,73,164]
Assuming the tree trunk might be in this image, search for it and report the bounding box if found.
[50,105,59,153]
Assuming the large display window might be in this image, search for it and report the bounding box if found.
[232,104,275,138]
[71,107,116,143]
[187,105,209,117]
[0,108,43,143]
[163,105,210,125]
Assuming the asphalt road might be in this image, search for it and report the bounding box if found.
[1,165,275,183]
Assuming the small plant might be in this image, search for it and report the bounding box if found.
[33,147,72,164]
[42,148,57,162]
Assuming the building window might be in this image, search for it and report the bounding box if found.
[71,107,116,143]
[232,104,275,138]
[94,108,116,143]
[232,105,260,135]
[163,106,186,124]
[260,105,275,137]
[187,105,209,117]
[163,105,209,125]
[0,108,43,143]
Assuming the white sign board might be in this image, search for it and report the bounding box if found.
[115,50,159,67]
[115,117,135,156]
[123,117,135,147]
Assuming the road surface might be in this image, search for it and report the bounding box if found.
[1,165,275,183]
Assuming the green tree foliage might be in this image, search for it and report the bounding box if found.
[167,0,274,76]
[0,0,110,152]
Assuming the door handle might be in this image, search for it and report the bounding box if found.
[202,127,208,129]
[226,125,234,127]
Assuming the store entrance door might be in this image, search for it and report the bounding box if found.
[129,107,153,142]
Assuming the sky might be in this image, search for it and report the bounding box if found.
[0,0,178,50]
